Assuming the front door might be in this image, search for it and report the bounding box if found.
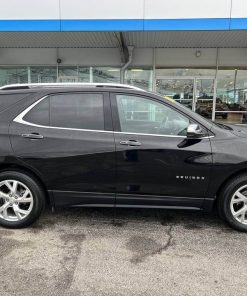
[156,76,216,120]
[111,93,212,208]
[10,91,116,207]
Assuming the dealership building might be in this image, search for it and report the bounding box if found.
[1,0,247,123]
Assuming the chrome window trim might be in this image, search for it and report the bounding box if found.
[114,131,186,138]
[13,95,214,139]
[114,131,214,139]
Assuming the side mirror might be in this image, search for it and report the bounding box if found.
[186,124,204,138]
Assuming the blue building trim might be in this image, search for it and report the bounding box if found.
[230,18,247,30]
[144,19,230,31]
[61,19,143,31]
[0,18,247,32]
[0,20,61,31]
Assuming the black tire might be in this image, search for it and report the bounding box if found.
[217,173,247,232]
[0,171,45,228]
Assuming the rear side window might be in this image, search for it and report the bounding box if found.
[50,93,104,130]
[23,93,105,130]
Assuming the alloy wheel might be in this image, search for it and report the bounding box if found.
[230,185,247,225]
[0,180,33,222]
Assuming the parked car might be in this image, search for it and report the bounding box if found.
[1,83,247,231]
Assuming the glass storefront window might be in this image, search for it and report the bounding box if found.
[0,66,120,86]
[93,67,120,83]
[216,70,235,106]
[0,67,28,86]
[58,67,91,82]
[235,71,247,122]
[78,67,90,82]
[125,68,153,91]
[156,68,216,77]
[216,70,247,124]
[156,78,194,109]
[0,65,246,125]
[58,66,78,82]
[195,78,215,118]
[58,67,118,83]
[156,68,217,119]
[30,66,57,83]
[236,70,247,90]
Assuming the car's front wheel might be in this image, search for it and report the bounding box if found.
[0,171,45,228]
[218,174,247,232]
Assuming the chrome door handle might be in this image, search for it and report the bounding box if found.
[119,140,141,146]
[21,133,44,139]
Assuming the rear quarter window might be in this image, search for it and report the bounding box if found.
[23,98,49,126]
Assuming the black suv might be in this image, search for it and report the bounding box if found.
[0,83,247,232]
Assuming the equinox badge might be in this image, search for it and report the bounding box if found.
[176,176,205,180]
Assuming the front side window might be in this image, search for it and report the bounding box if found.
[24,93,105,130]
[116,95,190,136]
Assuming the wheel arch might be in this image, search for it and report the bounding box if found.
[216,168,247,199]
[0,163,52,207]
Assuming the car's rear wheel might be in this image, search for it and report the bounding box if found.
[0,171,45,228]
[218,174,247,232]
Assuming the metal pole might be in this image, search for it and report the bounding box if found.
[192,78,196,112]
[212,48,219,122]
[120,46,134,84]
[152,48,156,92]
[234,68,237,103]
[56,64,59,82]
[27,66,31,83]
[56,48,59,82]
[89,67,93,83]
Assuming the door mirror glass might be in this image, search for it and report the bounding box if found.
[186,124,204,138]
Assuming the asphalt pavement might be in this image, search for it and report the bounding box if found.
[0,207,247,296]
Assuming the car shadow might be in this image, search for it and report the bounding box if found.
[35,206,234,234]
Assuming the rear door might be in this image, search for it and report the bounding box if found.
[111,92,213,208]
[9,91,116,207]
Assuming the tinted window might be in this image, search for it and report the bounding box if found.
[24,98,49,126]
[116,95,190,136]
[0,93,31,112]
[50,93,104,130]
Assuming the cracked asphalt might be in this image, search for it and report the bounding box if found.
[1,207,247,296]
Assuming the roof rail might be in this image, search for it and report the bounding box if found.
[0,83,144,91]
